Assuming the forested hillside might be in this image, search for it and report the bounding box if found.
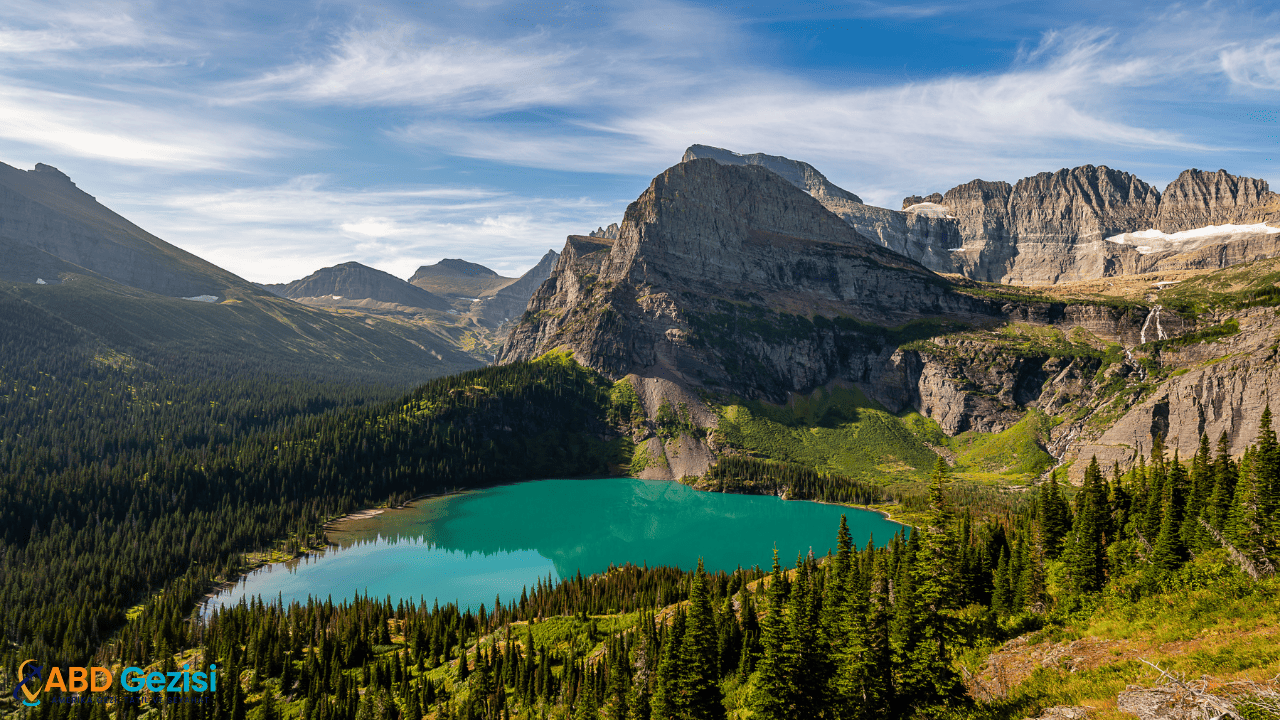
[0,327,627,675]
[7,416,1278,719]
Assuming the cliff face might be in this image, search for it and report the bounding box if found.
[681,144,863,204]
[685,145,963,274]
[499,159,1039,477]
[501,154,1279,484]
[500,159,996,395]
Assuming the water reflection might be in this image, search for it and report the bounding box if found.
[208,477,903,614]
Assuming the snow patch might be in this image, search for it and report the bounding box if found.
[1106,223,1280,255]
[35,278,46,285]
[904,202,956,219]
[331,295,343,300]
[183,295,219,303]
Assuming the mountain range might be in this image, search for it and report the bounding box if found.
[502,146,1280,485]
[4,147,1278,487]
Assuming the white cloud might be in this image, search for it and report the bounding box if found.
[391,28,1205,200]
[0,83,312,170]
[0,1,167,58]
[227,25,590,113]
[1221,37,1280,90]
[116,176,620,283]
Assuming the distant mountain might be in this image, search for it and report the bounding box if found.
[0,161,478,383]
[265,261,452,312]
[409,258,516,298]
[0,162,245,297]
[471,250,559,326]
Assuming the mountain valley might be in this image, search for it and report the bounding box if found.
[4,146,1280,720]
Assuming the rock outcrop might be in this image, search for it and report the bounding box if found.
[266,261,453,311]
[903,193,943,209]
[500,158,1021,475]
[682,144,863,204]
[500,154,1280,482]
[913,167,1280,284]
[1074,306,1280,478]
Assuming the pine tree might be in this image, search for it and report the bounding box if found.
[897,457,962,712]
[1208,432,1238,532]
[748,550,793,720]
[785,552,823,717]
[650,608,685,720]
[1152,454,1188,571]
[1038,472,1070,560]
[1066,457,1107,593]
[677,560,725,720]
[831,551,890,720]
[1182,434,1213,552]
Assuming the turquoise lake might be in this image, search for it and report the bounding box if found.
[209,477,903,613]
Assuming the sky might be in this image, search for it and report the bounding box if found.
[1,0,1277,283]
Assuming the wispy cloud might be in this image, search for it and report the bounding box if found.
[118,176,619,282]
[226,25,590,112]
[0,83,313,169]
[1221,37,1280,90]
[389,26,1208,204]
[0,0,170,58]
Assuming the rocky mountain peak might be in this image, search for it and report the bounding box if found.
[1156,168,1273,232]
[589,223,620,240]
[32,163,75,184]
[682,144,864,204]
[501,157,990,396]
[903,193,943,209]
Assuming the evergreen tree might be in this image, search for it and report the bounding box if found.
[897,457,962,712]
[1208,432,1238,532]
[785,552,823,717]
[831,552,890,719]
[1038,472,1070,560]
[748,550,793,720]
[1152,454,1188,571]
[677,560,725,720]
[650,608,685,720]
[1065,457,1107,593]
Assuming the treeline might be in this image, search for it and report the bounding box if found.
[703,456,888,505]
[0,331,630,670]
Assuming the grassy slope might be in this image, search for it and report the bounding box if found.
[959,551,1280,719]
[713,385,1055,489]
[1,273,480,384]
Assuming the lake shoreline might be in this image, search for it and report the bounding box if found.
[203,489,476,608]
[204,477,907,613]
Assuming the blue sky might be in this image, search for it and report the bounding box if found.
[1,0,1277,283]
